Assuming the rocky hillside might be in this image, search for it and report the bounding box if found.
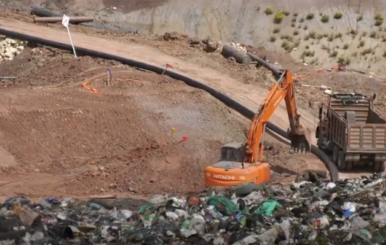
[3,0,386,74]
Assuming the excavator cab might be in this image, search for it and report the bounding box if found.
[220,142,246,162]
[204,142,271,187]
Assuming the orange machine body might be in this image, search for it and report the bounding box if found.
[204,161,271,187]
[204,70,311,187]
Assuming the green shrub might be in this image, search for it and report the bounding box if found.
[265,7,273,15]
[375,14,383,26]
[361,48,372,55]
[306,13,314,20]
[357,14,363,21]
[334,12,342,19]
[274,12,285,23]
[321,15,329,23]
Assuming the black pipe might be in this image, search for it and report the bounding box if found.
[30,7,139,34]
[221,44,251,64]
[248,53,281,77]
[0,28,339,181]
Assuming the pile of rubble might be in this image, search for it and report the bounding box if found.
[2,172,386,244]
[0,37,26,61]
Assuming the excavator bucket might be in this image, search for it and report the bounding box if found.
[288,127,312,153]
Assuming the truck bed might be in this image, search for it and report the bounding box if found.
[348,124,386,152]
[330,109,386,152]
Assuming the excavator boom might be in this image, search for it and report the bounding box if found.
[244,70,311,163]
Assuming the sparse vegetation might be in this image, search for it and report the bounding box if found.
[292,18,297,23]
[321,15,329,23]
[303,26,308,30]
[291,23,295,27]
[330,51,338,57]
[265,7,273,15]
[316,34,324,40]
[383,50,386,57]
[370,31,377,38]
[302,50,315,57]
[293,13,298,17]
[309,58,319,65]
[334,33,342,39]
[280,35,293,41]
[358,40,365,47]
[273,28,280,34]
[309,31,316,39]
[284,11,290,16]
[306,13,314,20]
[281,41,292,51]
[357,14,363,21]
[327,34,334,42]
[321,44,330,52]
[299,18,304,23]
[343,44,349,49]
[274,12,285,23]
[270,36,277,42]
[293,30,299,35]
[338,56,351,65]
[361,48,372,55]
[334,12,343,19]
[349,29,358,36]
[375,13,384,26]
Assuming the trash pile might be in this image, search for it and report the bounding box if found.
[0,37,26,62]
[2,172,386,245]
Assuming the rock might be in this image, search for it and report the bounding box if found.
[203,38,219,53]
[163,31,182,41]
[0,37,27,62]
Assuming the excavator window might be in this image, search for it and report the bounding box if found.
[220,145,245,162]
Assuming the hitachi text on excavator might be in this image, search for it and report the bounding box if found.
[204,70,312,187]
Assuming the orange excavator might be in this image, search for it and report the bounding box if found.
[204,70,312,187]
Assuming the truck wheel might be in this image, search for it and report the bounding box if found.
[337,151,347,171]
[374,161,385,172]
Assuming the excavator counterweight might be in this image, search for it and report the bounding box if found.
[204,70,311,187]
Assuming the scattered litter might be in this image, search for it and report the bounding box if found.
[0,173,386,244]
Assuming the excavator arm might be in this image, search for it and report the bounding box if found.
[244,70,311,163]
